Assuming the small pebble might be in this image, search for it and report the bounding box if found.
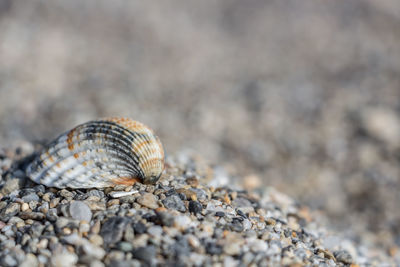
[69,201,92,222]
[334,250,353,264]
[162,195,186,212]
[188,200,203,214]
[136,193,159,209]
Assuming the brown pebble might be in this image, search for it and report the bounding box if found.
[50,198,60,208]
[155,207,167,212]
[42,193,51,202]
[317,248,335,261]
[224,193,231,205]
[107,199,120,207]
[176,188,197,201]
[85,200,106,211]
[25,219,34,225]
[124,186,133,192]
[266,218,276,226]
[86,196,101,202]
[90,220,101,234]
[137,192,159,209]
[89,234,104,246]
[16,221,25,228]
[19,211,45,220]
[186,177,199,187]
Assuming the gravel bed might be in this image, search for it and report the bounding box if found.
[0,144,398,266]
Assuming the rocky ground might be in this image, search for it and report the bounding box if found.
[0,143,398,266]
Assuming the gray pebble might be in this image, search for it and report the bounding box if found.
[2,254,17,267]
[334,250,353,264]
[188,201,202,214]
[162,195,186,212]
[69,201,92,222]
[117,241,133,252]
[3,203,20,217]
[132,246,156,265]
[100,216,130,245]
[22,193,39,203]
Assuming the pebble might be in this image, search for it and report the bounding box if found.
[68,201,92,222]
[147,225,163,237]
[20,253,38,267]
[334,250,353,264]
[4,203,20,216]
[22,193,39,203]
[133,222,147,234]
[173,215,192,230]
[188,200,203,214]
[162,195,186,212]
[117,241,133,252]
[0,178,21,195]
[50,252,78,267]
[132,246,156,265]
[100,216,130,245]
[224,242,241,255]
[136,193,159,209]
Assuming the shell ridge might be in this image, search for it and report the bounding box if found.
[31,139,139,186]
[31,124,141,174]
[36,144,140,187]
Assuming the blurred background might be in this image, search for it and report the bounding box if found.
[1,0,400,252]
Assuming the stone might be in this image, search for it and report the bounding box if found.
[132,246,156,265]
[173,215,192,231]
[250,239,268,252]
[334,250,353,264]
[20,253,38,267]
[162,195,186,212]
[68,201,92,222]
[22,193,40,203]
[59,189,75,199]
[224,242,241,256]
[117,241,133,252]
[188,201,202,214]
[19,212,45,220]
[4,203,20,216]
[133,222,147,234]
[0,178,22,195]
[50,251,78,267]
[205,242,222,255]
[136,193,159,209]
[2,254,18,267]
[100,216,130,245]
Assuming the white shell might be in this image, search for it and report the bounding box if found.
[27,117,165,188]
[109,191,139,198]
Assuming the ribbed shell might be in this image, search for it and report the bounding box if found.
[27,117,165,188]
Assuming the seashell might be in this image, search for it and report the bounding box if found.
[27,117,165,189]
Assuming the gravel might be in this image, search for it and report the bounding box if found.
[0,146,398,266]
